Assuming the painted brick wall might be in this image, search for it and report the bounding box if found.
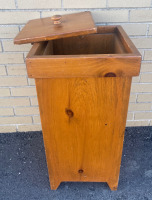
[0,0,152,133]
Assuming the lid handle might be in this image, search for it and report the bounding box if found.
[51,15,62,25]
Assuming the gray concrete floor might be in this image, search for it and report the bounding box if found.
[0,127,152,200]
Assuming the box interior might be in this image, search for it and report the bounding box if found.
[35,28,129,56]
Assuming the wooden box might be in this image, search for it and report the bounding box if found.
[14,12,141,190]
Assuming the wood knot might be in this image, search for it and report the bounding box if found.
[65,108,74,118]
[78,169,83,174]
[104,72,116,77]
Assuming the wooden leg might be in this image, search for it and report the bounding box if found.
[107,179,119,191]
[50,179,61,190]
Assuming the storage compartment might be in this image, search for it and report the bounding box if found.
[26,26,141,79]
[14,10,141,191]
[36,26,128,56]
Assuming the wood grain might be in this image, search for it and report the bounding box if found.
[14,11,97,44]
[35,77,132,190]
[52,34,115,55]
[27,55,140,78]
[26,25,141,78]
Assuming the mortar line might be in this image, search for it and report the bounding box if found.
[95,21,150,25]
[0,7,152,11]
[129,101,152,104]
[40,11,42,18]
[0,74,28,77]
[18,25,22,32]
[16,125,19,131]
[143,50,146,61]
[133,110,152,113]
[128,9,130,22]
[1,22,152,26]
[4,65,8,76]
[135,94,138,103]
[106,0,108,8]
[13,106,16,116]
[133,112,135,120]
[9,87,14,97]
[0,84,36,87]
[1,105,39,108]
[14,0,18,9]
[0,122,40,126]
[23,53,26,64]
[141,60,152,63]
[0,82,150,87]
[140,71,152,74]
[124,35,152,38]
[29,97,32,106]
[27,77,31,86]
[0,124,17,126]
[31,116,34,124]
[127,119,150,122]
[0,105,38,108]
[0,40,4,52]
[146,24,150,36]
[61,0,63,8]
[138,74,141,83]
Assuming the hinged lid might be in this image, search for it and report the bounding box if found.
[14,11,97,45]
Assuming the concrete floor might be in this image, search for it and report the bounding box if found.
[0,127,152,200]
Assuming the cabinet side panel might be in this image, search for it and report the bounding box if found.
[35,77,131,189]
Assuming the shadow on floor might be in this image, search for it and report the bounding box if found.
[0,127,152,200]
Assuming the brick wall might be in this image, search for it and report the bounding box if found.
[0,0,152,133]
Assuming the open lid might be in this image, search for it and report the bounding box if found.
[14,11,97,45]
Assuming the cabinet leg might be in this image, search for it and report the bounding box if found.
[107,179,119,191]
[50,179,61,190]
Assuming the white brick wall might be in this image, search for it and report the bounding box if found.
[0,0,152,132]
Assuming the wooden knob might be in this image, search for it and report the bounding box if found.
[51,15,62,25]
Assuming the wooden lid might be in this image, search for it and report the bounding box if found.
[14,11,97,45]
